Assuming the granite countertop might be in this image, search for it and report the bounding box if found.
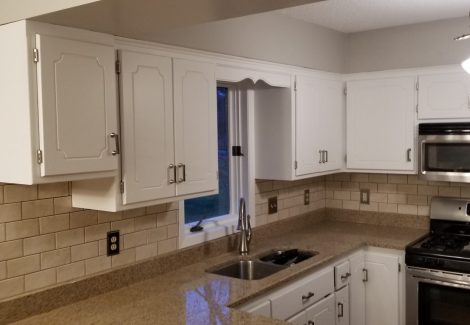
[11,219,427,325]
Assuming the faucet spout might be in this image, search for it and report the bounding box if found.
[238,198,252,256]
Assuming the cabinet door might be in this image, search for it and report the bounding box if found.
[287,311,307,325]
[306,294,336,325]
[347,77,415,171]
[119,50,175,204]
[35,34,118,176]
[418,72,470,119]
[173,59,218,196]
[349,251,365,325]
[335,286,350,325]
[244,299,272,318]
[364,251,400,325]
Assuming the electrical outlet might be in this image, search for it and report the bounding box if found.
[268,197,278,214]
[107,230,120,256]
[360,189,370,204]
[304,189,310,205]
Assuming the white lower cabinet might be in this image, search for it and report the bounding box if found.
[335,286,350,325]
[287,310,307,325]
[306,294,336,325]
[239,299,272,318]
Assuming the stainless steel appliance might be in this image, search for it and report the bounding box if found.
[419,123,470,182]
[406,197,470,325]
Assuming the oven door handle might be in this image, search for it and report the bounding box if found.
[411,274,470,289]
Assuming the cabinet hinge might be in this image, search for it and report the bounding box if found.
[398,263,402,272]
[416,103,418,113]
[294,80,297,92]
[345,154,347,163]
[415,81,419,91]
[294,160,298,170]
[120,181,125,193]
[115,60,121,74]
[344,86,347,96]
[36,149,43,164]
[33,48,39,63]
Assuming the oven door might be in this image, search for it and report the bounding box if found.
[407,267,470,325]
[419,134,470,182]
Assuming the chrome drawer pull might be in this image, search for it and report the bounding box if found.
[340,272,351,281]
[338,302,344,317]
[301,291,314,302]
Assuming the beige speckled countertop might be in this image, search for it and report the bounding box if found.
[10,216,427,325]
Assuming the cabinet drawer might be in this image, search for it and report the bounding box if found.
[270,267,334,320]
[335,260,351,290]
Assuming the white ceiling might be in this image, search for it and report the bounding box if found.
[278,0,470,33]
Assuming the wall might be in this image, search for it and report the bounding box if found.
[149,12,346,73]
[0,183,178,302]
[346,16,470,73]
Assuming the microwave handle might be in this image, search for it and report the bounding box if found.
[407,148,412,162]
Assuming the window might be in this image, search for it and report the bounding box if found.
[180,85,244,247]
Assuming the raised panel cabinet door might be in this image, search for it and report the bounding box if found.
[245,300,272,318]
[364,252,400,325]
[335,286,350,325]
[119,50,175,204]
[306,294,336,325]
[346,77,415,171]
[173,58,218,196]
[35,34,118,176]
[418,72,470,119]
[349,251,365,325]
[287,311,307,325]
[295,75,322,176]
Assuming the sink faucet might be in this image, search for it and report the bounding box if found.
[237,198,252,256]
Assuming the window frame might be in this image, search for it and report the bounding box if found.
[179,83,245,248]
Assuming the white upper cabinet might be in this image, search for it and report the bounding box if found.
[173,59,218,196]
[346,76,416,172]
[418,71,470,120]
[0,21,118,184]
[119,50,175,205]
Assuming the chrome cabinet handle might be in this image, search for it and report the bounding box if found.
[109,133,120,156]
[301,291,314,302]
[363,268,368,282]
[325,150,328,163]
[308,321,315,325]
[319,150,323,164]
[177,163,186,183]
[168,164,176,184]
[341,272,351,281]
[407,148,412,162]
[338,302,344,317]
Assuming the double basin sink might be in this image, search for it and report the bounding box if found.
[207,249,318,280]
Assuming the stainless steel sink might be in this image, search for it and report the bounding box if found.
[207,260,287,280]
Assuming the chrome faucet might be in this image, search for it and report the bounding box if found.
[237,198,252,256]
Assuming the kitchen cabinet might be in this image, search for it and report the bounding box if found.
[418,71,470,120]
[346,76,416,172]
[287,310,307,325]
[349,250,366,325]
[335,286,349,325]
[239,299,272,318]
[72,47,218,211]
[305,294,336,325]
[0,20,119,184]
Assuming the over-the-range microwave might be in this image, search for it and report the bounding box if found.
[419,123,470,182]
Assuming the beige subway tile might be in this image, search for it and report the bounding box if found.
[146,204,167,214]
[41,248,70,269]
[56,229,84,248]
[7,254,40,277]
[418,185,438,196]
[370,193,388,203]
[57,261,85,283]
[156,210,177,227]
[334,191,350,200]
[0,185,3,205]
[350,191,360,201]
[167,224,178,238]
[398,204,418,215]
[166,201,179,211]
[351,173,369,183]
[255,203,268,216]
[0,203,21,223]
[0,262,5,280]
[53,196,79,214]
[334,173,351,181]
[359,183,378,192]
[0,240,23,261]
[134,215,156,231]
[6,219,39,240]
[325,190,334,199]
[70,211,97,229]
[21,199,53,220]
[111,248,135,268]
[148,228,166,243]
[342,200,359,210]
[326,181,342,190]
[341,182,359,190]
[255,214,267,226]
[360,202,378,212]
[387,174,408,184]
[461,187,470,198]
[387,193,407,204]
[369,174,388,183]
[407,175,427,185]
[110,219,134,235]
[325,199,342,209]
[38,182,68,199]
[97,211,122,224]
[418,205,430,216]
[378,184,397,193]
[85,255,111,275]
[0,224,4,242]
[84,223,110,242]
[24,234,55,255]
[439,186,460,197]
[0,277,24,300]
[122,208,146,219]
[397,184,418,195]
[256,181,273,193]
[283,196,303,209]
[407,195,428,206]
[4,185,37,203]
[379,203,398,213]
[24,268,56,292]
[122,230,147,249]
[136,243,159,261]
[98,239,107,256]
[39,214,69,234]
[428,181,450,186]
[158,238,177,255]
[71,241,98,262]
[278,209,290,220]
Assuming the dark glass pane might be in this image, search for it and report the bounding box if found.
[425,143,470,172]
[184,87,230,224]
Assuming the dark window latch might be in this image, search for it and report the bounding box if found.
[232,146,244,157]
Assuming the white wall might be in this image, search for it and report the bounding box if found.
[346,16,470,73]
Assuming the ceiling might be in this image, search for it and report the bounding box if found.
[279,0,470,33]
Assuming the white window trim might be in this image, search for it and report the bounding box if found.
[179,84,246,248]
